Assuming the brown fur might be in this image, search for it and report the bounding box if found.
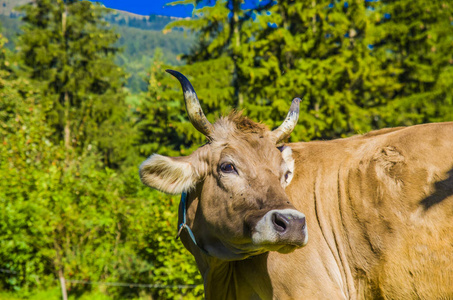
[276,121,453,299]
[140,116,453,299]
[226,111,269,135]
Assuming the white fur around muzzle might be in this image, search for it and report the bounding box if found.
[251,209,308,245]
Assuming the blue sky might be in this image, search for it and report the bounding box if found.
[98,0,195,17]
[98,0,269,18]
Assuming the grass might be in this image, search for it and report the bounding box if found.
[0,288,124,300]
[0,288,61,300]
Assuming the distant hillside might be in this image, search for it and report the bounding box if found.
[0,0,185,31]
[0,15,20,49]
[114,26,195,92]
[0,0,29,17]
[0,0,195,93]
[106,9,186,31]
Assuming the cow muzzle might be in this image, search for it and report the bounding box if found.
[252,209,308,250]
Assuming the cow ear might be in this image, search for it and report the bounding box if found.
[279,145,295,186]
[139,146,210,195]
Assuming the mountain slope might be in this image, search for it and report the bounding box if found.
[0,0,184,30]
[0,0,30,16]
[0,0,195,93]
[106,8,186,31]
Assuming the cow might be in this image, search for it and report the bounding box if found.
[139,70,453,299]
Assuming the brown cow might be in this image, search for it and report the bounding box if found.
[140,70,453,299]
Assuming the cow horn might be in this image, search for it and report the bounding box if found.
[166,69,214,137]
[271,98,301,143]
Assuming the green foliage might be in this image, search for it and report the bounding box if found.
[17,0,134,168]
[114,25,195,93]
[0,1,196,94]
[168,0,453,141]
[0,65,113,292]
[0,65,202,299]
[135,50,235,156]
[236,0,396,139]
[368,0,453,126]
[0,288,61,300]
[0,48,56,293]
[123,190,203,300]
[0,3,202,299]
[0,15,21,50]
[1,0,452,299]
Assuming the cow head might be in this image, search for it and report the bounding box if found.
[139,70,308,260]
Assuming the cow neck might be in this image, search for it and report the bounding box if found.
[177,192,210,256]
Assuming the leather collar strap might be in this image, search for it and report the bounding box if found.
[176,192,209,256]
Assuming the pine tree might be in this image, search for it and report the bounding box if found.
[239,0,412,140]
[168,0,400,140]
[18,0,133,167]
[136,48,185,157]
[135,48,235,157]
[368,0,453,126]
[168,0,273,109]
[169,0,452,142]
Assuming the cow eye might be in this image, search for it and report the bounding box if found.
[284,171,292,182]
[220,163,237,174]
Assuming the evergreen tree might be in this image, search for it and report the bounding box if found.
[168,0,273,109]
[18,0,133,167]
[238,0,404,140]
[168,0,397,140]
[135,49,235,156]
[1,9,204,300]
[168,0,452,141]
[369,0,453,126]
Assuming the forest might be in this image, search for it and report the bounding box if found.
[0,4,195,93]
[0,0,452,299]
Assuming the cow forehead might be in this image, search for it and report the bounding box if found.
[211,112,269,138]
[211,114,278,150]
[210,134,282,165]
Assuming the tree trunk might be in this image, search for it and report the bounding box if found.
[62,10,71,149]
[312,0,317,33]
[54,234,68,300]
[58,268,68,300]
[64,92,71,149]
[231,1,243,108]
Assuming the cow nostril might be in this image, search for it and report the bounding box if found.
[272,213,288,232]
[301,217,306,230]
